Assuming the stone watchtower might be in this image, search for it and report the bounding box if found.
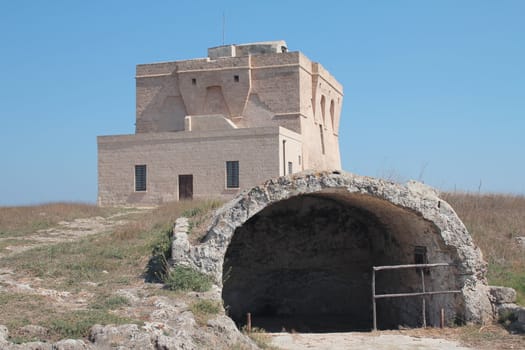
[97,41,344,206]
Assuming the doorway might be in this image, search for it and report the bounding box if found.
[178,174,193,200]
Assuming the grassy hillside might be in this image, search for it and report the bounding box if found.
[0,200,222,342]
[443,192,525,304]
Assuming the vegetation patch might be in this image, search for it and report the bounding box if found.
[164,266,212,292]
[47,310,138,339]
[182,199,223,240]
[0,292,54,334]
[191,299,221,325]
[90,294,131,310]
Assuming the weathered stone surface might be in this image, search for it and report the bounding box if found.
[155,334,196,350]
[171,217,191,265]
[490,286,517,304]
[89,324,154,349]
[515,236,525,249]
[518,308,525,323]
[0,325,9,344]
[172,170,494,325]
[53,339,94,350]
[494,303,525,334]
[206,315,258,349]
[4,342,53,350]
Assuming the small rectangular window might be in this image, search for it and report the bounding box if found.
[414,246,430,275]
[234,75,239,82]
[135,165,147,192]
[226,161,239,188]
[288,161,293,175]
[192,78,197,85]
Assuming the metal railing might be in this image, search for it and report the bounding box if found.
[372,263,461,330]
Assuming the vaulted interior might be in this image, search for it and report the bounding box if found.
[222,191,462,332]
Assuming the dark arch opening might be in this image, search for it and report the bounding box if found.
[222,192,460,332]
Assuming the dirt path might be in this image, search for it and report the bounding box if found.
[270,332,474,350]
[0,210,142,258]
[0,210,146,308]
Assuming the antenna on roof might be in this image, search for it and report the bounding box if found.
[222,12,225,45]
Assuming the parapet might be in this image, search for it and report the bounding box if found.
[208,40,288,59]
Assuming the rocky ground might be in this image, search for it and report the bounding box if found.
[0,209,256,349]
[0,206,523,349]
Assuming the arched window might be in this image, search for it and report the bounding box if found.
[320,95,326,125]
[330,99,335,130]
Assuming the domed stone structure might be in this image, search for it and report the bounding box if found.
[171,171,493,331]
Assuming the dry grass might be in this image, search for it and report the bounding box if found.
[111,199,222,242]
[443,192,525,304]
[0,202,113,238]
[0,199,223,343]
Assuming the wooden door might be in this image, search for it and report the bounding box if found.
[178,175,193,200]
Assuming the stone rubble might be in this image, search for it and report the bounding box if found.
[489,285,525,334]
[0,292,257,349]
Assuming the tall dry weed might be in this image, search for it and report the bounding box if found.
[443,192,525,303]
[111,199,222,241]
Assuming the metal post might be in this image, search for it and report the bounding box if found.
[246,312,252,333]
[440,308,445,328]
[372,269,377,331]
[420,268,426,328]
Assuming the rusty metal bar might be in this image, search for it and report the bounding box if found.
[373,263,450,271]
[371,262,460,330]
[374,290,461,299]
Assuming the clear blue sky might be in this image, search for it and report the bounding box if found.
[1,1,524,205]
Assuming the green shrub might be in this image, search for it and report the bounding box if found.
[48,310,137,339]
[182,207,203,218]
[190,299,221,325]
[191,300,221,315]
[164,266,212,292]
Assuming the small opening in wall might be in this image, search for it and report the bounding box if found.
[234,75,239,82]
[281,46,287,53]
[414,246,430,275]
[192,78,197,85]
